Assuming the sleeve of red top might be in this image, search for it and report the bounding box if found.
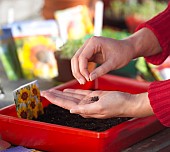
[148,79,170,127]
[136,3,170,65]
[136,3,170,127]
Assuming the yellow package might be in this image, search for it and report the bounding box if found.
[13,80,44,119]
[55,5,94,42]
[16,36,58,79]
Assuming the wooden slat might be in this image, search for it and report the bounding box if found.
[123,128,170,151]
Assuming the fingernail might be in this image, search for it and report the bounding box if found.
[85,76,89,82]
[90,73,97,81]
[70,109,76,113]
[78,78,85,84]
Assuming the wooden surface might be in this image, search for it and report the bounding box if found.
[123,128,170,152]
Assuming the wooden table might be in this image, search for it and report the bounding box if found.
[123,127,170,151]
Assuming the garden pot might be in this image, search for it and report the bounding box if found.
[54,51,96,82]
[0,74,165,152]
[125,15,145,33]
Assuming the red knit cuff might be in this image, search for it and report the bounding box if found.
[136,4,170,65]
[148,80,170,127]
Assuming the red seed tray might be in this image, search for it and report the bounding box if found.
[0,74,165,152]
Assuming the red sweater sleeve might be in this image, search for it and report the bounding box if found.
[136,3,170,127]
[136,3,170,65]
[148,79,170,127]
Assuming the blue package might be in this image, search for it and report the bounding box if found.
[1,146,37,152]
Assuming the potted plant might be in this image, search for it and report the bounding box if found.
[54,38,96,82]
[124,0,167,32]
[105,0,167,33]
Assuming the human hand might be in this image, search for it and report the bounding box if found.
[41,89,154,118]
[71,36,134,84]
[71,28,162,84]
[41,89,95,110]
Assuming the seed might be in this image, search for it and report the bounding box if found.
[91,96,99,101]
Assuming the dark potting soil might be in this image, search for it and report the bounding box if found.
[35,104,130,132]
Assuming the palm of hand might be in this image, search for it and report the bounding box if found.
[41,89,131,119]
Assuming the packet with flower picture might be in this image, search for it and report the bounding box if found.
[13,80,44,120]
[3,20,59,79]
[55,5,94,42]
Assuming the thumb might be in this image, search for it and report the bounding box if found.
[89,61,112,81]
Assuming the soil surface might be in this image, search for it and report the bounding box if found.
[35,104,130,132]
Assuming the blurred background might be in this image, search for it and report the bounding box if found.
[0,0,170,107]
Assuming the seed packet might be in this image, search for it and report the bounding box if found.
[3,20,59,79]
[55,5,94,42]
[13,80,44,119]
[0,28,23,80]
[1,146,42,152]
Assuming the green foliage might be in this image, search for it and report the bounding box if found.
[59,38,85,59]
[102,28,130,39]
[109,0,167,20]
[59,29,130,59]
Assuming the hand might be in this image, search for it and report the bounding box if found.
[71,36,134,84]
[41,89,154,118]
[41,89,95,110]
[71,28,162,84]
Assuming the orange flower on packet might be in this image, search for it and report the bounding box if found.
[13,80,44,119]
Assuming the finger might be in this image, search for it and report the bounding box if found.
[89,61,112,81]
[70,102,101,115]
[89,90,103,96]
[70,106,105,119]
[79,113,105,119]
[78,41,97,81]
[71,39,90,84]
[79,98,95,105]
[48,90,80,102]
[63,89,102,103]
[63,89,92,95]
[63,89,100,105]
[42,91,79,110]
[71,54,86,84]
[56,90,85,100]
[79,114,91,118]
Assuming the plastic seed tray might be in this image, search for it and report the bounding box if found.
[0,74,165,152]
